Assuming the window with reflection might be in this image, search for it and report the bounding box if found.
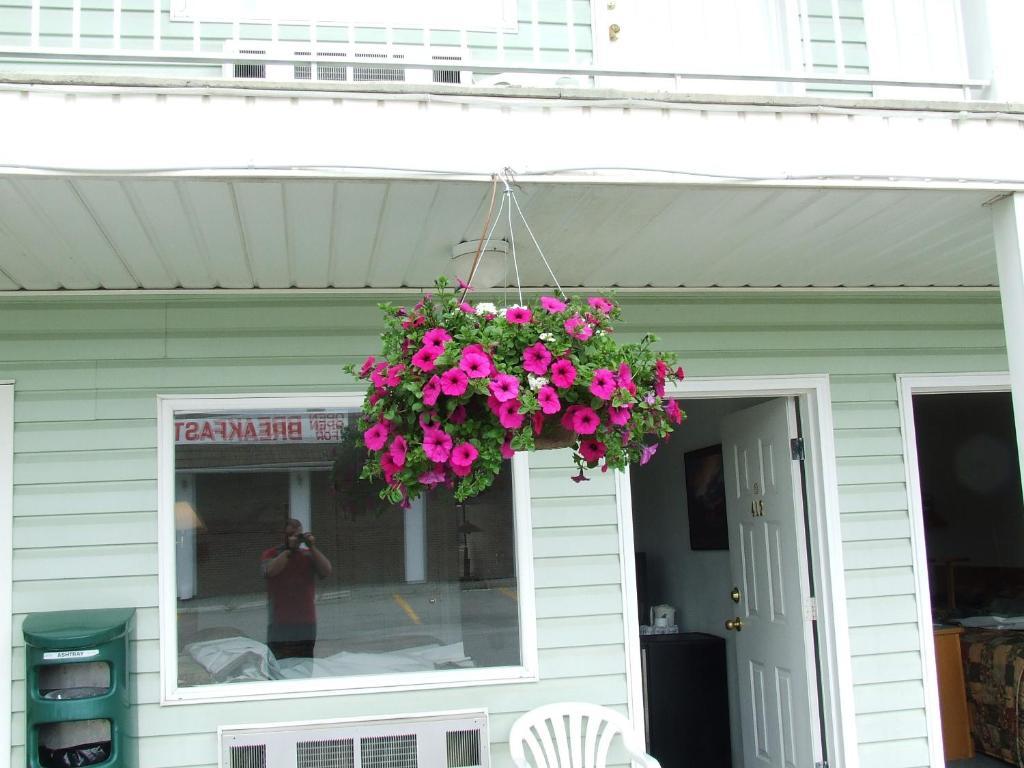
[171,407,521,688]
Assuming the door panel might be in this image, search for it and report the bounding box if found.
[723,398,819,767]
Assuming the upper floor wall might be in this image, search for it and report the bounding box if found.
[0,0,1019,103]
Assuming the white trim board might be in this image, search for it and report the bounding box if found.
[897,372,1011,768]
[0,382,11,765]
[616,374,857,768]
[157,393,538,705]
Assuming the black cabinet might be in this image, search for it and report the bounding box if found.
[640,632,732,768]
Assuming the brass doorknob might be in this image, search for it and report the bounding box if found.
[725,617,744,632]
[730,587,741,603]
[609,23,621,41]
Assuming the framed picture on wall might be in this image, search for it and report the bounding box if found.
[684,443,728,550]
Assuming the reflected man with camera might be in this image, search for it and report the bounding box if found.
[261,517,332,660]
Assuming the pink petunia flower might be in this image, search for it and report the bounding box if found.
[564,315,593,341]
[459,302,475,314]
[532,411,545,435]
[571,407,601,435]
[550,358,577,388]
[498,400,525,429]
[579,439,607,463]
[422,375,442,407]
[571,469,590,483]
[561,404,583,432]
[451,461,473,477]
[675,366,686,380]
[589,368,617,400]
[422,426,453,463]
[441,368,469,397]
[523,342,552,375]
[640,443,659,465]
[385,364,405,388]
[608,406,631,426]
[363,422,389,451]
[540,296,567,313]
[489,374,520,403]
[380,451,399,484]
[665,399,683,425]
[463,345,494,372]
[449,404,468,424]
[389,435,408,467]
[359,355,376,377]
[537,386,561,415]
[450,442,479,468]
[422,328,452,354]
[418,464,448,487]
[457,277,474,292]
[460,351,491,379]
[506,306,533,324]
[587,296,614,314]
[370,362,389,389]
[401,315,426,330]
[411,346,441,372]
[487,395,503,416]
[617,363,636,395]
[501,433,516,459]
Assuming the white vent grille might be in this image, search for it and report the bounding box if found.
[230,744,267,768]
[296,738,354,768]
[221,711,488,768]
[446,729,481,767]
[359,734,417,768]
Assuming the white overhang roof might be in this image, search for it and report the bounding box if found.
[0,79,1018,291]
[0,177,999,290]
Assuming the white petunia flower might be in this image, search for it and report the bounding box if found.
[539,332,556,343]
[475,302,497,316]
[528,374,549,391]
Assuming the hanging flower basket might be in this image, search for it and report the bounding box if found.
[344,277,686,505]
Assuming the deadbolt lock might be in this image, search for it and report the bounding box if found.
[609,23,621,41]
[725,617,744,632]
[730,587,741,603]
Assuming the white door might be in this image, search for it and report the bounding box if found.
[591,0,796,94]
[721,398,821,767]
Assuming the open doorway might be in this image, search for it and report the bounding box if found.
[629,395,826,768]
[908,386,1022,768]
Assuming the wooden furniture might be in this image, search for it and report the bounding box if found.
[934,625,973,760]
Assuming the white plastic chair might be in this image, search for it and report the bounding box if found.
[509,702,661,768]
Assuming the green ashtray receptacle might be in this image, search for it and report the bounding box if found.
[23,608,135,768]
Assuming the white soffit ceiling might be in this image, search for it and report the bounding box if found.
[0,177,998,291]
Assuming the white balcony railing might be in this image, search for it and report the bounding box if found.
[0,0,989,101]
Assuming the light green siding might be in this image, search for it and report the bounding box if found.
[1,290,1008,768]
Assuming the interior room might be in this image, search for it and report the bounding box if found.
[630,396,771,768]
[914,391,1024,768]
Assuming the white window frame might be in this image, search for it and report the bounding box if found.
[897,372,1012,768]
[157,393,538,705]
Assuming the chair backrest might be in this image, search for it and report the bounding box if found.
[508,702,659,768]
